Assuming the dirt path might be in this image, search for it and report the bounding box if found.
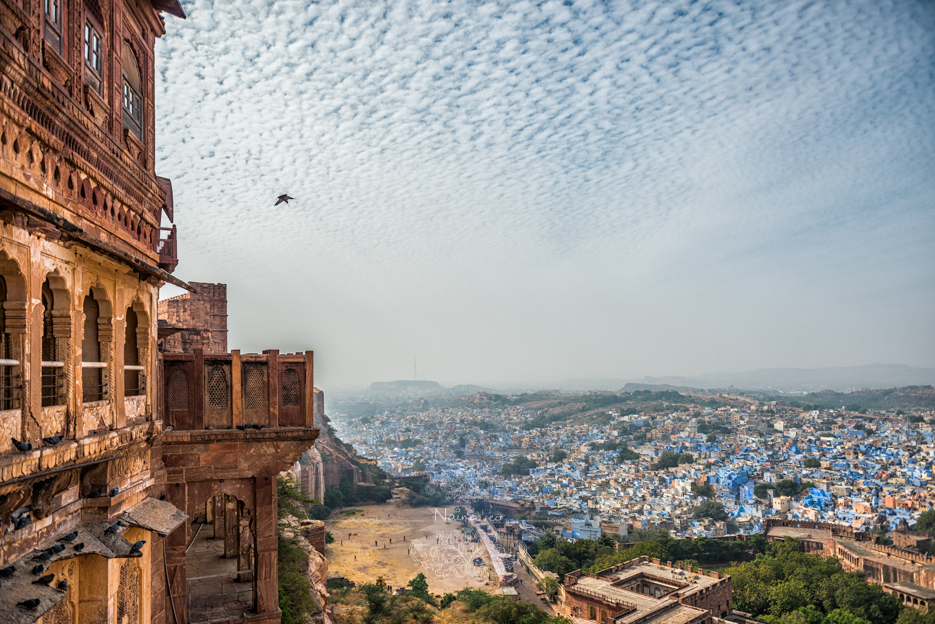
[326,502,497,595]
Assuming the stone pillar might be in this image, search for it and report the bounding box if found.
[165,483,189,624]
[237,500,253,583]
[255,473,277,614]
[193,348,204,430]
[231,350,242,428]
[224,495,238,559]
[304,351,314,427]
[265,349,278,428]
[213,495,224,541]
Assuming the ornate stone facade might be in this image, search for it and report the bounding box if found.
[0,2,321,624]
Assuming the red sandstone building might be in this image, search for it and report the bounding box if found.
[765,519,935,609]
[0,1,321,623]
[563,557,732,624]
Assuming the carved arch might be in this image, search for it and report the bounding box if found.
[0,249,26,452]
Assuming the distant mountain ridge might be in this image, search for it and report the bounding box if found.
[628,363,935,393]
[368,380,491,396]
[369,380,444,392]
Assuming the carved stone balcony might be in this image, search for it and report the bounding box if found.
[157,225,179,273]
[158,348,319,622]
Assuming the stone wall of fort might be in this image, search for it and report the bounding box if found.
[158,282,228,353]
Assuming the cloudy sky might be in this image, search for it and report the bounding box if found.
[155,0,935,388]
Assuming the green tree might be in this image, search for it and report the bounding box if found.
[308,504,331,520]
[407,572,435,604]
[755,483,775,499]
[804,458,821,468]
[706,433,718,443]
[412,458,426,472]
[617,445,640,461]
[536,532,558,550]
[324,487,344,509]
[551,450,568,463]
[627,526,670,543]
[277,476,317,522]
[817,572,902,624]
[768,579,810,617]
[360,583,389,623]
[440,593,457,609]
[693,501,729,521]
[325,531,334,544]
[825,610,872,624]
[500,456,539,476]
[656,451,681,469]
[590,540,668,572]
[534,548,575,577]
[897,608,935,624]
[726,559,773,615]
[478,596,551,624]
[692,483,712,497]
[913,510,935,536]
[536,575,559,600]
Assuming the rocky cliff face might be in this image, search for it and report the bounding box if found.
[300,534,333,624]
[295,419,376,497]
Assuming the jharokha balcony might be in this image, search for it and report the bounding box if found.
[158,348,319,623]
[157,225,179,273]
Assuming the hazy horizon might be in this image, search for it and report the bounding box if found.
[156,0,935,387]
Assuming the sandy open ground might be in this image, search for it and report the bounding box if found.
[326,501,498,595]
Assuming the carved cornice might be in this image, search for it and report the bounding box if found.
[0,32,166,223]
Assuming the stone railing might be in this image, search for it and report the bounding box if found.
[161,349,315,431]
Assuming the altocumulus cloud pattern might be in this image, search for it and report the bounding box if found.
[155,0,935,386]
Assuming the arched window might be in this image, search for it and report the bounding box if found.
[588,605,596,620]
[124,307,143,396]
[0,276,19,411]
[41,280,66,407]
[82,295,106,402]
[122,43,143,140]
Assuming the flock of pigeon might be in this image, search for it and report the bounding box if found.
[4,436,150,611]
[1,528,146,610]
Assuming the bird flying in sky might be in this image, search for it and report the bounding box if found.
[274,194,294,206]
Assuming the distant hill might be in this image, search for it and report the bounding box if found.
[776,385,935,410]
[369,380,444,393]
[630,364,935,393]
[621,382,709,394]
[367,380,492,397]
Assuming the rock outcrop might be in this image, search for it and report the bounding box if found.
[292,416,378,499]
[300,534,333,624]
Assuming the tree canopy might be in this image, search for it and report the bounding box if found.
[693,501,729,521]
[727,539,902,624]
[500,456,539,476]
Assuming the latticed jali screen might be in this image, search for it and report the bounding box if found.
[204,361,232,428]
[281,368,301,407]
[242,362,268,424]
[166,366,189,410]
[115,556,141,624]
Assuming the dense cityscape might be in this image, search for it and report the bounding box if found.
[331,387,935,541]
